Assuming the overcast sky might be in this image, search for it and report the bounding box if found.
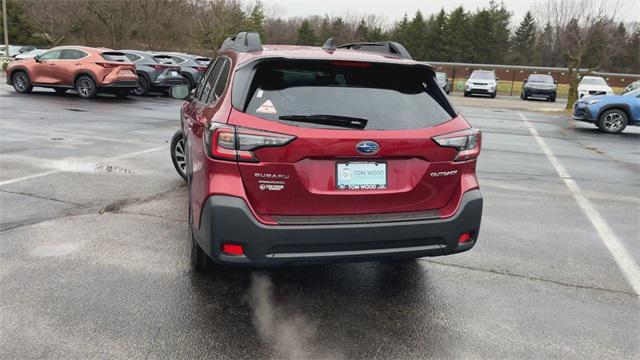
[264,0,640,25]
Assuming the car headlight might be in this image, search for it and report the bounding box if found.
[586,99,600,105]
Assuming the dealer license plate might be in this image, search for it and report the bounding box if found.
[336,162,387,190]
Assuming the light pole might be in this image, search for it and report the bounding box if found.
[2,0,8,57]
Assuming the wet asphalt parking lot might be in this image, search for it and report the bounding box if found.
[1,84,639,359]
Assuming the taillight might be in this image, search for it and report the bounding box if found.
[203,123,295,162]
[192,66,207,72]
[95,62,119,68]
[433,128,481,161]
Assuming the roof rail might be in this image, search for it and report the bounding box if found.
[219,32,263,52]
[337,41,412,60]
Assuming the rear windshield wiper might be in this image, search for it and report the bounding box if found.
[278,114,368,129]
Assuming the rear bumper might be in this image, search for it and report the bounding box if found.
[193,190,483,266]
[152,79,185,88]
[100,80,138,89]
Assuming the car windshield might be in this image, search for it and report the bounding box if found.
[436,72,446,81]
[580,77,607,86]
[528,74,554,83]
[470,71,495,80]
[238,60,454,130]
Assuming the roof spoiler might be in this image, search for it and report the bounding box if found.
[337,41,413,60]
[220,32,263,52]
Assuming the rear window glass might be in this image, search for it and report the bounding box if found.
[153,55,176,64]
[101,52,128,62]
[238,61,453,130]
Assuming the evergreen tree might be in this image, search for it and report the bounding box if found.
[355,19,368,41]
[512,11,537,64]
[406,11,428,59]
[0,0,46,46]
[296,19,317,45]
[442,6,470,62]
[487,1,511,64]
[244,1,265,36]
[318,16,332,44]
[425,9,447,60]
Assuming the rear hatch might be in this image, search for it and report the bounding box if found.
[227,60,476,217]
[99,52,136,75]
[151,55,182,81]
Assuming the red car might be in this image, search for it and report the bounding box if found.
[172,33,483,270]
[5,46,138,98]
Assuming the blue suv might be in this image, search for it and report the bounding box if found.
[573,89,640,133]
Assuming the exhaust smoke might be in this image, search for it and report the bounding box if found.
[248,273,341,360]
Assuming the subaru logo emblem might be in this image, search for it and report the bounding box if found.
[356,141,380,154]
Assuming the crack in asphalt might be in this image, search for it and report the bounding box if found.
[0,184,186,233]
[423,259,638,297]
[0,189,84,206]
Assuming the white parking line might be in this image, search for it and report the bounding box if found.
[0,147,164,187]
[518,111,640,296]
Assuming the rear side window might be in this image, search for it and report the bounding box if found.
[212,60,230,100]
[60,49,87,60]
[125,53,142,62]
[40,50,62,60]
[199,58,223,102]
[236,61,454,130]
[170,56,187,64]
[101,52,128,62]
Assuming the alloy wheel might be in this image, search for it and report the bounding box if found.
[77,78,94,97]
[14,73,27,91]
[602,112,624,132]
[174,138,186,176]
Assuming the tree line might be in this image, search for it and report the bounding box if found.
[2,0,638,75]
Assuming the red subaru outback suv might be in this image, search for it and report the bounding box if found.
[172,33,483,271]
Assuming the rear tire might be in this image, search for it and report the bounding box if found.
[490,91,497,98]
[132,75,150,96]
[171,130,187,181]
[597,109,628,134]
[549,95,556,102]
[75,75,97,99]
[11,71,33,94]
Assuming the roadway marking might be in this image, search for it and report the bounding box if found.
[0,147,164,187]
[518,111,640,296]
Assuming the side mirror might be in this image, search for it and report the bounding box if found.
[34,55,41,63]
[496,77,500,81]
[554,80,558,85]
[170,84,191,100]
[523,79,528,83]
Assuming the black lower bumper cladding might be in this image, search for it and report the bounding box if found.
[193,190,483,266]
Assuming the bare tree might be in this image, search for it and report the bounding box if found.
[536,0,625,109]
[23,0,88,46]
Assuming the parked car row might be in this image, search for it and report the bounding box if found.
[4,45,210,99]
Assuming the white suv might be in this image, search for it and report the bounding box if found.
[578,76,613,98]
[464,70,497,98]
